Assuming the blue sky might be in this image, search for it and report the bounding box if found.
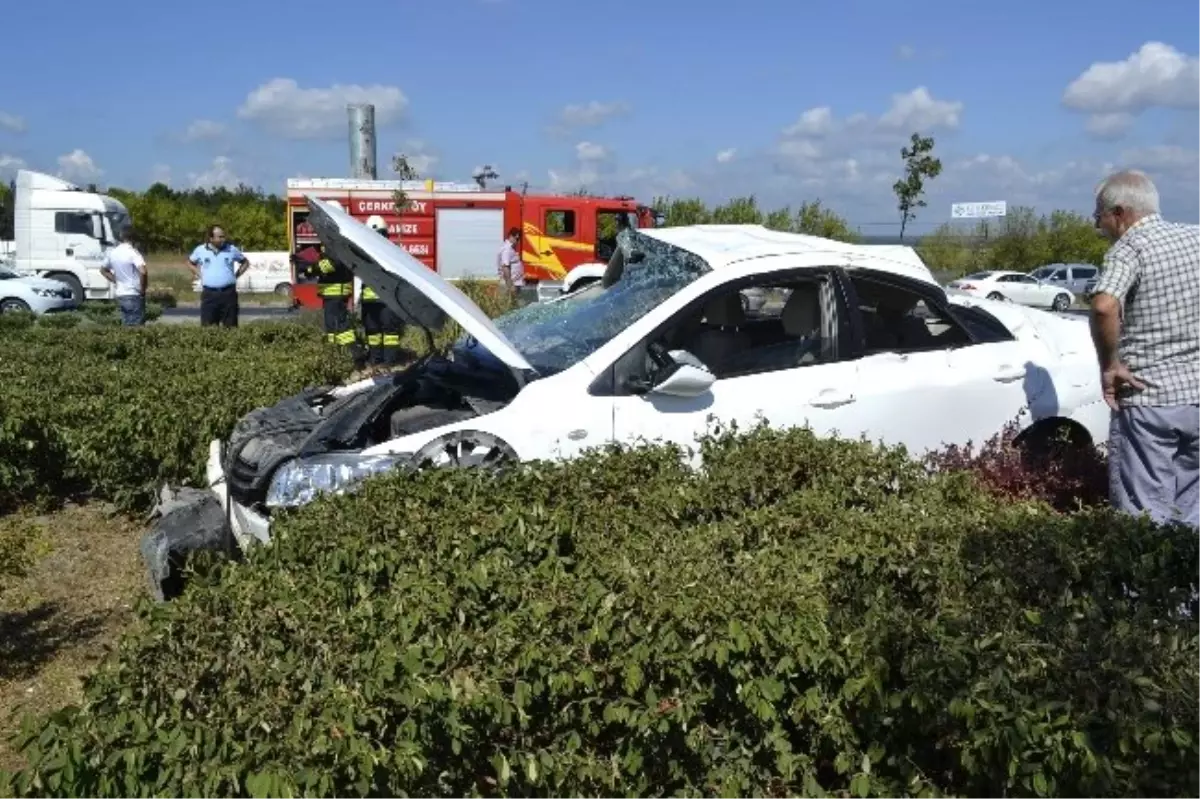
[1,0,1196,233]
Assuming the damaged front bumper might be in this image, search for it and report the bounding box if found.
[206,438,273,550]
[139,439,275,602]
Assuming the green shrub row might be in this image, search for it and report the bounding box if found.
[0,301,165,332]
[3,425,1194,797]
[0,279,507,515]
[0,324,354,513]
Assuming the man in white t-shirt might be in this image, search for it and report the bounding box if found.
[100,226,148,326]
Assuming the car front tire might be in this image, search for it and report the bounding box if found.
[986,291,1006,302]
[0,297,31,313]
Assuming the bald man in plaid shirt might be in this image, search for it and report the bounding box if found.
[1090,169,1199,529]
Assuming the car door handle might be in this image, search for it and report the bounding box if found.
[810,389,856,408]
[993,365,1024,383]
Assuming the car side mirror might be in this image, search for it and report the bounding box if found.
[649,359,714,398]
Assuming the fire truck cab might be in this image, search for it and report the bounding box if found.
[285,177,660,310]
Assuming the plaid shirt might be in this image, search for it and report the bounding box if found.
[1093,213,1200,407]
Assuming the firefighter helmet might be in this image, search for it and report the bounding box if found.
[366,215,388,236]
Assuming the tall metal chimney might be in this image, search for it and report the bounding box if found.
[347,104,377,179]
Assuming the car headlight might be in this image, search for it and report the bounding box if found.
[264,452,411,509]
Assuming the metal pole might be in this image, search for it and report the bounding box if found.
[347,104,377,179]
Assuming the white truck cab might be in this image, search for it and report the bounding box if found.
[12,169,132,302]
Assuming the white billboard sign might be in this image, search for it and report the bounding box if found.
[951,201,1007,219]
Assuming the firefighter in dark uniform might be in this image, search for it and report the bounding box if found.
[361,215,408,366]
[298,246,355,347]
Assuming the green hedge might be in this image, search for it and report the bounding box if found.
[0,324,353,513]
[3,425,1194,797]
[0,301,165,332]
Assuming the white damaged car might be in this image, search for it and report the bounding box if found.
[141,198,1111,599]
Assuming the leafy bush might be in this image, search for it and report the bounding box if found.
[3,425,1194,797]
[76,300,164,325]
[146,287,178,308]
[917,207,1108,277]
[0,310,35,331]
[0,515,43,587]
[927,421,1108,512]
[0,324,353,513]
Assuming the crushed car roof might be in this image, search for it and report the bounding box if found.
[637,224,937,286]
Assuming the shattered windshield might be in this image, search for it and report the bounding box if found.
[464,231,711,376]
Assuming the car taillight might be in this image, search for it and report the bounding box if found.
[958,283,976,291]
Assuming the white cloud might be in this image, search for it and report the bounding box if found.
[0,113,26,134]
[0,154,26,176]
[784,106,833,137]
[878,86,964,131]
[544,162,696,198]
[237,78,408,139]
[545,141,619,189]
[180,119,226,142]
[767,87,967,215]
[395,140,439,176]
[778,89,963,165]
[57,149,101,182]
[778,139,822,161]
[716,148,737,163]
[556,100,630,130]
[895,44,917,60]
[1119,144,1200,172]
[1063,41,1199,114]
[1084,112,1134,139]
[575,141,610,162]
[189,156,245,189]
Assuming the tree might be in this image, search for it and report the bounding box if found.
[0,180,13,241]
[792,199,861,242]
[472,165,499,190]
[917,207,1111,278]
[391,154,421,217]
[892,133,942,242]
[649,195,860,243]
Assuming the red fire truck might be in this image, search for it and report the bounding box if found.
[285,177,660,310]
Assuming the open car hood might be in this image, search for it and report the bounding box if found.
[306,196,534,375]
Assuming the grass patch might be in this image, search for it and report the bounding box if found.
[0,505,146,774]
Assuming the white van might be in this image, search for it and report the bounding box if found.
[190,251,294,296]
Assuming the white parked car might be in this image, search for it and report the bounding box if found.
[946,270,1075,312]
[0,265,80,314]
[142,203,1110,599]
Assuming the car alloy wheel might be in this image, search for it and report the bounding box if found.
[0,298,31,314]
[410,430,518,471]
[1052,293,1071,312]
